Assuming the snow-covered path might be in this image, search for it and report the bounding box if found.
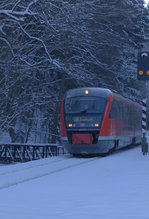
[0,155,98,189]
[0,146,149,219]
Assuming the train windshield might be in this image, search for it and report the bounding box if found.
[65,96,106,114]
[64,96,107,129]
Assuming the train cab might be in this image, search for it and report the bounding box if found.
[61,87,142,155]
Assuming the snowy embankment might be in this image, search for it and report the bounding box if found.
[0,155,98,189]
[0,144,149,219]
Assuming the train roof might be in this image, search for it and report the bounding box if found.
[65,87,141,107]
[65,87,112,99]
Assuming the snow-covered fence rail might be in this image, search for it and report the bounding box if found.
[0,143,65,162]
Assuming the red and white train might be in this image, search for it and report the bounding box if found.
[61,87,142,155]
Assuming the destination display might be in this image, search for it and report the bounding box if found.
[66,115,101,128]
[73,117,94,122]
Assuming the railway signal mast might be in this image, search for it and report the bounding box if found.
[137,52,149,155]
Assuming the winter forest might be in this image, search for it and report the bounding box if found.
[0,0,149,144]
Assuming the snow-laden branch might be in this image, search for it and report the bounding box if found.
[0,10,24,21]
[12,0,39,12]
[0,37,14,56]
[42,11,58,33]
[25,0,39,14]
[20,57,50,67]
[0,24,6,35]
[3,16,53,65]
[12,0,22,12]
[18,23,52,63]
[0,0,39,21]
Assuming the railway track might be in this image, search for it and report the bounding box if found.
[0,155,99,190]
[0,155,71,176]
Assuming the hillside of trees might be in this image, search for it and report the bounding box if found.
[0,0,149,143]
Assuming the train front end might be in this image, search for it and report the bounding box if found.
[61,88,112,155]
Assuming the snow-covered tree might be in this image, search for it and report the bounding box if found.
[0,0,149,142]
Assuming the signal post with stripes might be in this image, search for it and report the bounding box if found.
[142,98,148,155]
[137,52,149,155]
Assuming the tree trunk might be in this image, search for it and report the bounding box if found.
[51,71,66,144]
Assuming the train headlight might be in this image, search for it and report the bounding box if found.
[94,123,99,127]
[85,90,89,94]
[68,124,72,127]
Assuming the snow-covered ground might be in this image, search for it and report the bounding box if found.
[0,145,149,219]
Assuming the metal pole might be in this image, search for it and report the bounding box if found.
[142,97,147,134]
[141,83,148,155]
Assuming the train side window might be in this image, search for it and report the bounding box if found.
[119,102,123,120]
[128,105,133,131]
[109,100,116,119]
[109,99,123,120]
[123,104,134,131]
